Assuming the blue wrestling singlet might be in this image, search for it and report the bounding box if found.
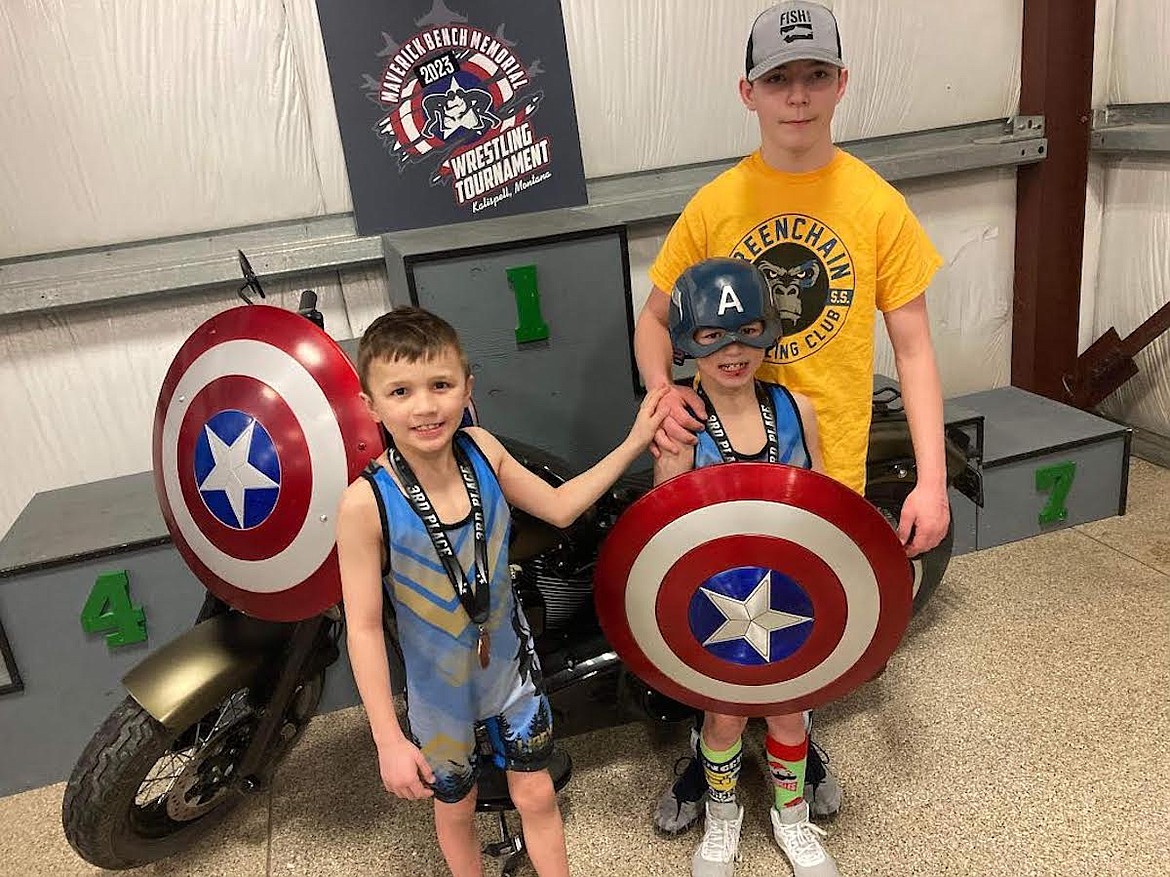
[693,381,812,470]
[362,432,552,803]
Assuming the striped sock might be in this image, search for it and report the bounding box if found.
[766,733,808,809]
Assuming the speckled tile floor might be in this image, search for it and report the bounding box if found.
[2,459,1167,877]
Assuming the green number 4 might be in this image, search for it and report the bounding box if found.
[1035,461,1077,526]
[81,571,147,648]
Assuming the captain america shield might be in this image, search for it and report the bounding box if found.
[152,304,383,621]
[593,462,912,716]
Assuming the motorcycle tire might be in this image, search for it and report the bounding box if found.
[61,673,322,870]
[866,482,955,613]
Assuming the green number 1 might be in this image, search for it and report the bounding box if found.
[1035,461,1077,525]
[505,264,550,344]
[81,571,147,647]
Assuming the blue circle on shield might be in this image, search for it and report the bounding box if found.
[193,410,281,529]
[688,567,814,666]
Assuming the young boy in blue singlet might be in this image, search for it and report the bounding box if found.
[653,259,839,877]
[336,307,668,877]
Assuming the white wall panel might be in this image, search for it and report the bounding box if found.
[338,263,395,338]
[284,0,353,215]
[564,0,1023,179]
[1091,162,1170,436]
[0,0,327,260]
[0,266,388,539]
[1082,0,1118,358]
[1109,0,1170,104]
[1089,0,1170,436]
[1,0,1024,260]
[1081,159,1108,355]
[872,171,1017,396]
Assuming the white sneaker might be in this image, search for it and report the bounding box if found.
[691,801,743,877]
[770,800,840,877]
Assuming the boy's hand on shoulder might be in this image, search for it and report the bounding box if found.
[377,737,435,800]
[649,382,706,458]
[628,385,672,452]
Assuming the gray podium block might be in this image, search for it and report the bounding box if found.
[0,540,364,798]
[406,227,645,473]
[0,547,204,796]
[0,478,364,798]
[950,386,1131,549]
[949,485,978,557]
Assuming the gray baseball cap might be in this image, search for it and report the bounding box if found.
[745,1,845,81]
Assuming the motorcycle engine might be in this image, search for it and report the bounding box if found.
[513,554,595,634]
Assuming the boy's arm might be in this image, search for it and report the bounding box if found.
[634,288,707,455]
[792,393,827,474]
[336,483,404,746]
[335,481,434,798]
[882,294,951,557]
[464,387,668,529]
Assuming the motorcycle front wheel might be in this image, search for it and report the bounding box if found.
[61,674,322,870]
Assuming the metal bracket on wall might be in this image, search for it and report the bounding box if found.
[1091,103,1170,154]
[2,116,1047,321]
[845,115,1046,184]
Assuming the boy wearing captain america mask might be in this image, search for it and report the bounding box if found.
[655,257,839,877]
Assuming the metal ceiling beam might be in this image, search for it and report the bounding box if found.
[0,214,384,322]
[1,116,1047,322]
[1091,102,1170,154]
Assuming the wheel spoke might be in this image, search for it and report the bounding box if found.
[126,689,263,824]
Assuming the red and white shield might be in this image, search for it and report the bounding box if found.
[594,463,912,716]
[152,305,383,621]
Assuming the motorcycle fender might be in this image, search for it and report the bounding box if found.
[122,611,297,731]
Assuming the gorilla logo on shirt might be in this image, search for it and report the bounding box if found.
[758,259,821,326]
[731,214,856,364]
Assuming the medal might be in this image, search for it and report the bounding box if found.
[477,626,491,669]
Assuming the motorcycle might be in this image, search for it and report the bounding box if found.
[60,253,972,870]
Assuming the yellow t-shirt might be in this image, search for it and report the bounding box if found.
[649,148,943,495]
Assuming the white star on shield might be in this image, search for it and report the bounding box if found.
[197,418,278,528]
[699,571,812,662]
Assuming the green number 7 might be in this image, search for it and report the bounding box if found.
[81,571,147,648]
[1035,461,1077,526]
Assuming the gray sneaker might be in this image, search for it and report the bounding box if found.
[692,801,743,877]
[804,735,842,818]
[770,800,840,877]
[654,727,707,835]
[804,741,842,818]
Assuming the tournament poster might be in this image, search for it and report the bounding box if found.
[315,0,589,235]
